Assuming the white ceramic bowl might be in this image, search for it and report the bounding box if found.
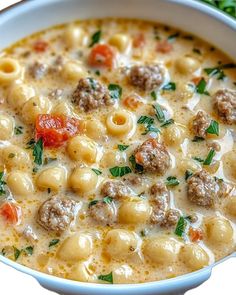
[0,1,235,294]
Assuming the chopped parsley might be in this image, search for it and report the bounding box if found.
[33,138,44,165]
[24,246,34,256]
[203,148,216,165]
[88,77,96,90]
[160,118,175,128]
[0,172,6,196]
[195,78,209,95]
[91,168,102,175]
[98,272,113,284]
[108,84,122,99]
[137,116,154,125]
[109,166,132,177]
[103,196,113,204]
[192,136,205,142]
[129,155,144,174]
[117,144,129,151]
[167,32,180,42]
[26,138,36,149]
[49,239,60,248]
[192,156,204,163]
[165,176,180,187]
[150,90,157,100]
[153,104,165,123]
[13,246,21,261]
[88,200,99,208]
[8,153,15,159]
[206,120,219,136]
[14,126,23,135]
[89,30,101,47]
[175,216,187,237]
[204,63,236,80]
[162,82,176,91]
[185,170,193,180]
[142,125,160,135]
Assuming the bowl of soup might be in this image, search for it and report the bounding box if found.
[0,0,236,294]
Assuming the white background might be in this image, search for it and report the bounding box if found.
[0,0,236,294]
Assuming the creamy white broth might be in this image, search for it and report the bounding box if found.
[0,18,236,284]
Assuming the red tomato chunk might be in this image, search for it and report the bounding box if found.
[35,114,80,147]
[0,202,21,225]
[88,44,115,69]
[33,40,49,53]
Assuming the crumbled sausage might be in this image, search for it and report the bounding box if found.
[88,200,117,225]
[29,61,48,79]
[150,182,169,224]
[129,65,164,91]
[37,197,76,232]
[192,110,211,138]
[71,78,114,111]
[161,209,180,227]
[214,89,236,124]
[101,180,131,199]
[187,170,218,207]
[134,139,171,175]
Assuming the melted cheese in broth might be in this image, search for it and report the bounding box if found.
[0,18,236,284]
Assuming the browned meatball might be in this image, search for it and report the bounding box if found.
[214,89,236,124]
[88,200,117,225]
[161,209,180,227]
[192,110,211,138]
[29,61,48,79]
[100,180,131,199]
[71,78,114,111]
[134,139,170,174]
[187,170,218,207]
[150,182,169,224]
[129,65,163,91]
[37,197,76,232]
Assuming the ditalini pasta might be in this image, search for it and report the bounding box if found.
[0,18,236,284]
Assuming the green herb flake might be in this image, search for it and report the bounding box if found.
[204,63,236,80]
[49,239,60,248]
[192,156,204,163]
[137,116,154,125]
[109,166,132,177]
[88,200,99,208]
[167,32,180,42]
[1,248,6,256]
[206,120,219,136]
[117,144,129,151]
[175,216,187,237]
[14,126,23,135]
[129,155,144,174]
[95,70,100,76]
[26,138,35,149]
[193,48,201,55]
[165,176,180,187]
[24,246,34,256]
[13,246,21,261]
[160,119,175,128]
[33,138,44,166]
[192,136,205,142]
[8,153,15,158]
[162,82,176,91]
[195,78,209,95]
[88,77,97,90]
[98,272,113,284]
[152,104,165,123]
[203,149,216,165]
[185,170,193,180]
[0,171,6,196]
[89,30,101,47]
[150,91,157,100]
[91,168,102,175]
[108,84,122,99]
[141,125,160,135]
[103,196,113,204]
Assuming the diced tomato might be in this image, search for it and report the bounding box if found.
[189,227,203,242]
[133,33,146,48]
[35,114,80,148]
[88,44,115,68]
[33,40,49,53]
[191,76,203,85]
[156,40,173,53]
[123,94,143,110]
[0,202,21,224]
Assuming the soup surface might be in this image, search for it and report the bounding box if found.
[0,18,236,284]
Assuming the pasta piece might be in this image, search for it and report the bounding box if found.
[0,57,22,83]
[113,265,133,284]
[109,34,131,52]
[0,114,14,140]
[36,167,66,192]
[180,244,209,271]
[106,110,134,136]
[7,171,34,196]
[225,197,236,217]
[64,25,84,47]
[7,82,35,110]
[85,119,106,140]
[70,261,96,282]
[205,217,233,245]
[63,61,87,81]
[175,56,200,74]
[2,145,30,170]
[69,167,98,194]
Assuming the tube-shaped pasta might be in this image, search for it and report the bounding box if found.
[106,110,134,136]
[0,57,22,83]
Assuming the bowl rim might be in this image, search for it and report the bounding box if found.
[0,0,236,291]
